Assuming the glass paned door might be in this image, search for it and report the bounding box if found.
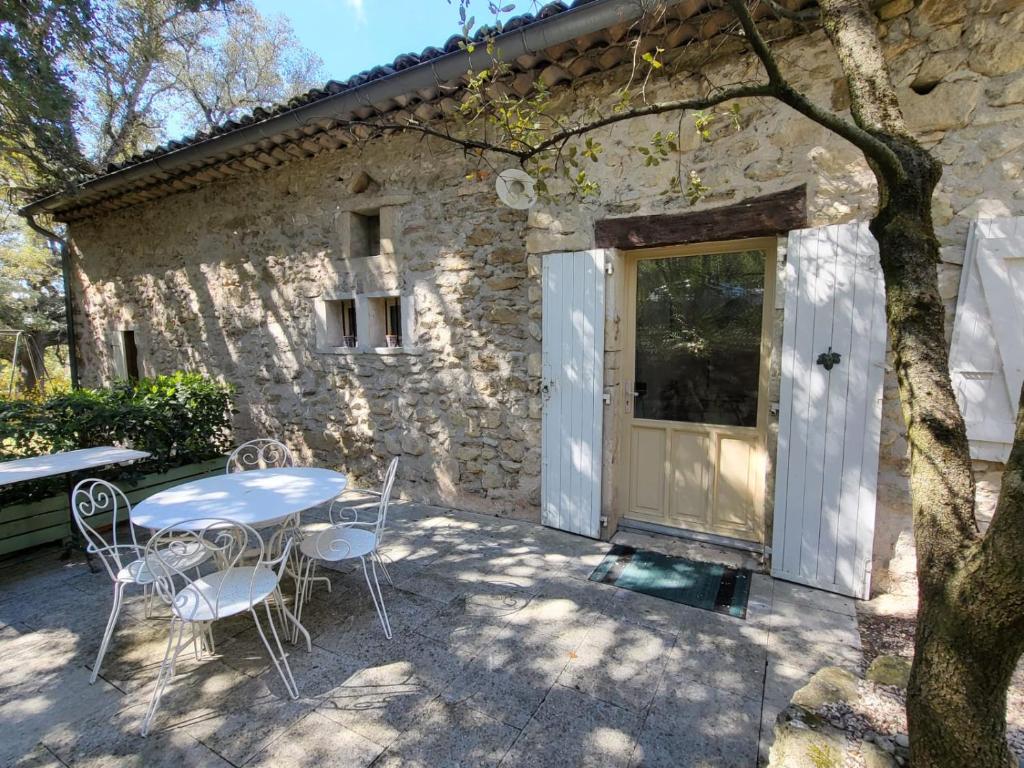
[624,240,773,543]
[633,250,765,426]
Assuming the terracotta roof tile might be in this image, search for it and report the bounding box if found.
[92,0,595,180]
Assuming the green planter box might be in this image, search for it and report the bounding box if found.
[0,456,226,557]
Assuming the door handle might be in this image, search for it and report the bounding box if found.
[816,347,842,371]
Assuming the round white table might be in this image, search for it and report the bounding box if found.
[130,467,348,531]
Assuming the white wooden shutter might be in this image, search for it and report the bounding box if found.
[109,331,127,380]
[949,217,1024,463]
[540,250,606,538]
[772,222,887,599]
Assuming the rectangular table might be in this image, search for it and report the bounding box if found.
[0,447,152,566]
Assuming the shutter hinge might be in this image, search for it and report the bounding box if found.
[600,516,608,527]
[604,259,614,275]
[602,392,611,405]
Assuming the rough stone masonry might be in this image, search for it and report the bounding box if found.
[67,0,1024,595]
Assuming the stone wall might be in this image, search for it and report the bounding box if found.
[70,145,543,519]
[68,0,1023,593]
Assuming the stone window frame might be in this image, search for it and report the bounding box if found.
[339,203,401,261]
[315,291,418,355]
[316,195,419,355]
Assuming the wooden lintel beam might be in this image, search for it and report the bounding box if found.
[594,185,807,250]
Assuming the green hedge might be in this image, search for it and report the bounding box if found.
[0,372,235,506]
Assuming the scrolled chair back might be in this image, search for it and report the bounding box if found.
[144,518,292,622]
[225,438,294,474]
[71,478,140,581]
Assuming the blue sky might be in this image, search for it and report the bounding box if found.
[250,0,466,82]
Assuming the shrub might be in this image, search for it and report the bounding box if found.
[0,372,235,505]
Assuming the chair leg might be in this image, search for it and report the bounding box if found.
[292,557,313,645]
[360,556,392,640]
[91,582,126,684]
[276,587,312,652]
[144,583,155,619]
[191,620,215,661]
[251,602,299,700]
[373,551,395,587]
[274,586,288,638]
[192,624,203,661]
[141,618,189,737]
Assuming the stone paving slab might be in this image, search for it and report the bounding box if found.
[0,500,863,767]
[373,698,519,768]
[245,711,383,767]
[635,677,762,768]
[556,616,675,713]
[500,684,643,768]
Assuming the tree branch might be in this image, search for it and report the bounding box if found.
[527,82,775,155]
[338,118,530,160]
[762,0,821,22]
[727,0,905,181]
[817,0,909,137]
[975,391,1024,591]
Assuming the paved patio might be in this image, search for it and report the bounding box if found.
[0,498,862,767]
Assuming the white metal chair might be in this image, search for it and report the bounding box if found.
[140,518,310,736]
[225,438,303,573]
[71,478,210,684]
[295,457,399,640]
[225,438,294,474]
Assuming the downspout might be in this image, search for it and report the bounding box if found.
[24,215,80,389]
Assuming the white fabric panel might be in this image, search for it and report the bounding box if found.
[772,222,887,599]
[540,250,606,539]
[950,216,1024,463]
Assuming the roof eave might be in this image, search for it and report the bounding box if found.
[22,0,645,218]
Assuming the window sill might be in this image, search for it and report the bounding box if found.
[316,346,423,356]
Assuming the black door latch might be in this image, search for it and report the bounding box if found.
[817,346,841,371]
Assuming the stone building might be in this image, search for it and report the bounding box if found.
[23,0,1024,598]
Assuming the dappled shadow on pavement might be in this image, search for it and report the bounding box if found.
[0,500,862,767]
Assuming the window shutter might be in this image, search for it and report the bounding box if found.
[949,217,1024,463]
[109,331,127,380]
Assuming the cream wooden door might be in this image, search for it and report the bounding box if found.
[623,238,775,543]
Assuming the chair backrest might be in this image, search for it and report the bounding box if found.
[373,457,400,543]
[71,478,139,581]
[144,518,290,622]
[225,438,294,474]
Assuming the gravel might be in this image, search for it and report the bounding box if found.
[856,597,1024,763]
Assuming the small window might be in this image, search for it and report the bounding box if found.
[351,211,381,259]
[324,299,357,347]
[366,295,404,347]
[385,297,402,347]
[113,330,140,381]
[123,331,140,380]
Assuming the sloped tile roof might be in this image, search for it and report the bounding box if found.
[30,0,801,220]
[96,1,595,179]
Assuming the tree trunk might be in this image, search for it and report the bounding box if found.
[909,598,1020,767]
[868,136,1024,768]
[15,330,52,394]
[810,2,1024,763]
